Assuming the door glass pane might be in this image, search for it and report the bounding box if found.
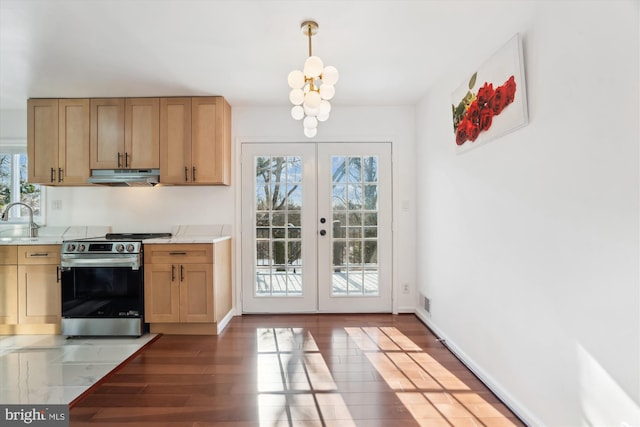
[254,156,304,297]
[331,155,380,296]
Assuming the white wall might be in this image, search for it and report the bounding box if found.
[45,185,235,232]
[415,1,639,426]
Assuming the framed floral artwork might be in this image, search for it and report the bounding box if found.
[452,33,528,153]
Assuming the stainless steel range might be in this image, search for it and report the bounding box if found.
[60,232,171,337]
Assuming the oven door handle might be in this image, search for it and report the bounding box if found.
[60,256,141,270]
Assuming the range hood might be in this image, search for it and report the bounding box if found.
[88,169,160,187]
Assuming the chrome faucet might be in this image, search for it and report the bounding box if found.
[1,202,39,237]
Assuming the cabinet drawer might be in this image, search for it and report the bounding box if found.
[145,244,213,265]
[18,245,61,265]
[0,246,18,265]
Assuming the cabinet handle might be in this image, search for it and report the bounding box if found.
[125,152,130,168]
[50,168,55,183]
[171,265,175,282]
[117,152,122,168]
[169,252,187,256]
[184,166,188,182]
[56,266,60,283]
[58,168,63,182]
[180,265,184,282]
[192,166,196,182]
[29,253,50,257]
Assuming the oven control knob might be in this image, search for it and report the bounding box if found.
[115,244,125,253]
[78,244,86,252]
[66,243,76,252]
[126,244,135,253]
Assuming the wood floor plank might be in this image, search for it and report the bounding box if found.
[70,314,525,426]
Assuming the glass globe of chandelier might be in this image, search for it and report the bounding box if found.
[288,21,339,138]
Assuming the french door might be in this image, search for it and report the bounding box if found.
[241,142,392,313]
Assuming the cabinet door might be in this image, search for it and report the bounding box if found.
[18,265,61,324]
[160,98,192,184]
[0,265,18,324]
[90,98,125,169]
[125,98,160,169]
[59,99,90,185]
[27,99,59,184]
[191,97,230,185]
[180,263,214,323]
[144,263,180,323]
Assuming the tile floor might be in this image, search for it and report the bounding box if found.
[0,334,156,405]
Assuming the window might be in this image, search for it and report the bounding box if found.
[0,147,43,222]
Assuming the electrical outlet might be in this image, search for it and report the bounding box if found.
[424,297,430,313]
[52,200,62,210]
[402,283,409,294]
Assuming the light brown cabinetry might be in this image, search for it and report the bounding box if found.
[0,246,18,325]
[27,98,90,185]
[90,98,159,169]
[0,244,61,334]
[160,97,231,185]
[17,245,61,324]
[144,240,231,334]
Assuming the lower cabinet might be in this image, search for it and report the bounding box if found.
[0,245,61,334]
[0,246,18,325]
[144,240,231,334]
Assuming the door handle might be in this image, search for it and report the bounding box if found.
[184,166,188,182]
[117,152,122,168]
[192,166,196,182]
[171,265,176,281]
[50,168,55,183]
[125,152,130,168]
[56,266,60,283]
[58,168,63,182]
[180,265,185,282]
[319,230,327,236]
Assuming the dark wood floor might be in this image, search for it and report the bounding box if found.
[70,314,525,426]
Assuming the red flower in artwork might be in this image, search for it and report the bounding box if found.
[466,101,481,126]
[489,85,507,115]
[503,75,516,105]
[476,82,494,107]
[453,74,517,146]
[455,118,471,146]
[468,123,480,142]
[479,107,493,131]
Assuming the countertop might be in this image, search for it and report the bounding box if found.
[0,225,232,246]
[0,226,110,245]
[143,235,231,244]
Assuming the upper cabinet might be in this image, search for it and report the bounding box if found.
[90,98,159,169]
[160,97,231,185]
[27,96,229,186]
[27,98,90,185]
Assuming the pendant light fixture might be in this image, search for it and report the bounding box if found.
[288,21,339,138]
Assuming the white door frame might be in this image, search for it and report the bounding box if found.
[239,140,395,314]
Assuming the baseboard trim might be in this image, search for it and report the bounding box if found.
[396,305,417,314]
[414,308,543,427]
[217,311,235,334]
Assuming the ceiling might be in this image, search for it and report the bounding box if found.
[0,0,528,111]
